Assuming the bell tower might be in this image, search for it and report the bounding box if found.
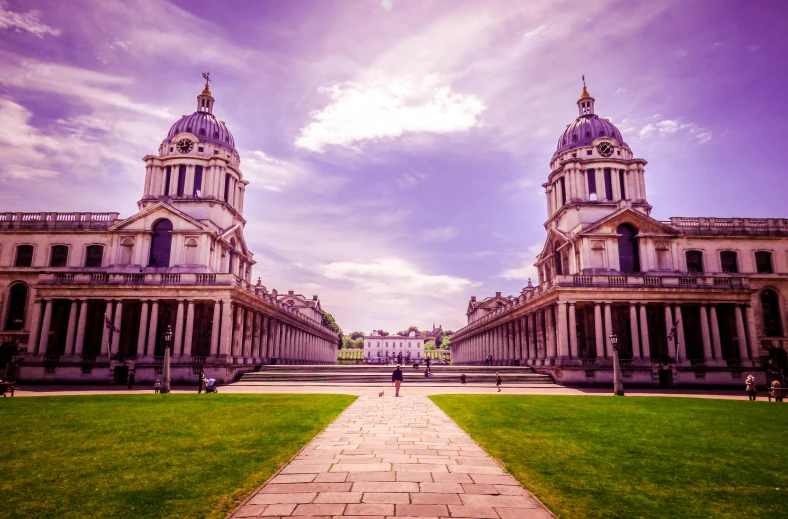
[197,71,215,114]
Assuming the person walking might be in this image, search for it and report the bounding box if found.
[154,379,161,394]
[392,364,404,397]
[460,373,467,384]
[745,374,757,401]
[198,369,205,394]
[496,372,502,392]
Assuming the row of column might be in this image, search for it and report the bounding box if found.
[26,297,335,365]
[453,301,757,366]
[547,165,646,215]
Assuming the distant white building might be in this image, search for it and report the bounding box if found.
[364,330,424,360]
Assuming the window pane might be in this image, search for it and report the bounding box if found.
[177,165,186,196]
[720,251,738,273]
[617,224,640,273]
[755,252,773,274]
[50,245,69,267]
[587,169,596,195]
[604,168,613,200]
[5,283,27,331]
[149,220,173,267]
[15,245,34,267]
[618,170,626,200]
[85,246,104,267]
[193,166,203,196]
[686,251,703,273]
[163,166,171,195]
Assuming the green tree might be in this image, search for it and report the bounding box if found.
[378,330,390,337]
[350,331,365,340]
[441,336,451,349]
[322,310,343,349]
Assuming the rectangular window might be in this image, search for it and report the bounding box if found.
[755,251,773,273]
[559,177,566,206]
[604,168,613,200]
[618,170,626,199]
[15,245,34,267]
[587,169,597,198]
[224,173,231,203]
[177,165,186,196]
[164,166,171,195]
[193,166,203,197]
[720,251,738,273]
[50,245,69,267]
[85,245,104,268]
[686,250,704,273]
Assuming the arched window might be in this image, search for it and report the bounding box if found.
[617,224,640,273]
[15,245,34,267]
[85,245,104,267]
[148,219,173,267]
[553,244,563,276]
[755,251,773,274]
[761,289,783,337]
[686,250,704,273]
[5,283,28,331]
[50,245,69,267]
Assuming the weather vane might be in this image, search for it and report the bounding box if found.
[202,71,211,85]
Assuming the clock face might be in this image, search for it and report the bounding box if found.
[597,141,614,157]
[176,139,193,153]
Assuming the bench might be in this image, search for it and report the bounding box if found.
[0,381,14,397]
[768,387,788,402]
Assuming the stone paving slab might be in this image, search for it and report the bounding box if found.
[231,396,553,519]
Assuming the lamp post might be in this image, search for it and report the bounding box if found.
[610,332,624,396]
[161,325,174,394]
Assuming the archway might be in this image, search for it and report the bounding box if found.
[617,224,640,273]
[148,219,173,267]
[761,289,783,337]
[5,282,28,331]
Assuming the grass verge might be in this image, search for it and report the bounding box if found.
[431,395,788,518]
[0,394,355,519]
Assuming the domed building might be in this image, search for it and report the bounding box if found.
[0,76,339,385]
[453,81,788,388]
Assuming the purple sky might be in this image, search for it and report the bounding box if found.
[1,0,787,334]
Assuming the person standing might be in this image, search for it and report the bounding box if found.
[392,364,404,397]
[745,374,756,401]
[496,372,502,392]
[198,369,205,394]
[154,379,161,394]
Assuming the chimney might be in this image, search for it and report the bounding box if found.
[312,295,318,301]
[288,290,294,295]
[470,296,476,302]
[495,291,501,297]
[372,330,377,336]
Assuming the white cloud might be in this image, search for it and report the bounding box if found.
[0,2,60,38]
[674,49,689,58]
[498,243,543,282]
[380,0,394,11]
[393,170,426,190]
[321,258,477,296]
[521,24,548,39]
[420,226,458,242]
[748,44,760,52]
[638,118,711,144]
[295,74,486,152]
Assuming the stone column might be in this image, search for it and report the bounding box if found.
[709,305,723,362]
[252,313,261,361]
[505,322,513,362]
[37,299,54,356]
[100,300,113,357]
[271,320,281,360]
[231,305,243,360]
[638,304,651,360]
[735,305,749,362]
[594,303,604,359]
[111,300,123,356]
[146,300,159,358]
[27,298,43,356]
[627,304,639,359]
[219,301,233,358]
[556,302,569,359]
[136,300,149,358]
[183,300,195,359]
[674,305,686,363]
[603,304,614,359]
[74,299,88,358]
[568,303,578,359]
[699,305,713,362]
[210,300,221,357]
[535,312,544,359]
[664,305,675,359]
[546,306,557,360]
[173,300,184,356]
[64,300,78,357]
[243,308,253,362]
[745,305,759,360]
[260,315,269,360]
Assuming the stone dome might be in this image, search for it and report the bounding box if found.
[553,114,627,158]
[166,111,236,151]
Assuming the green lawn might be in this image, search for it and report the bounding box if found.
[431,395,788,519]
[0,394,355,519]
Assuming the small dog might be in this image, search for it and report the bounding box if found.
[378,391,385,397]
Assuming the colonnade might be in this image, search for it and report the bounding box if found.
[26,297,335,365]
[452,301,758,366]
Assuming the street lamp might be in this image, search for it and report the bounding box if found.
[161,325,173,394]
[610,332,624,396]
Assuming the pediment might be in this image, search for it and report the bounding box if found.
[109,203,208,233]
[579,207,678,237]
[536,228,570,262]
[219,224,251,257]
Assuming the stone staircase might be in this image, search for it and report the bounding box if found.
[237,365,556,387]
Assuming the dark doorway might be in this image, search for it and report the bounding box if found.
[192,301,214,356]
[611,305,633,359]
[113,365,128,385]
[48,300,72,355]
[154,301,178,356]
[658,369,673,388]
[647,306,669,361]
[83,301,107,356]
[575,303,597,359]
[118,301,142,358]
[716,305,738,360]
[5,283,28,331]
[681,306,704,360]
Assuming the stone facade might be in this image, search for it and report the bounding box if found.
[0,78,338,385]
[450,85,788,387]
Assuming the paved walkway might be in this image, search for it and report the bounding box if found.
[232,396,552,519]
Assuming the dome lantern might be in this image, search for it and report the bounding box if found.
[197,71,214,114]
[577,75,595,117]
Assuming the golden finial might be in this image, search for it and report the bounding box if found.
[580,74,590,98]
[201,71,212,95]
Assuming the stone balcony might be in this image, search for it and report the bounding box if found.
[665,216,788,236]
[38,271,233,286]
[557,273,749,289]
[0,212,120,230]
